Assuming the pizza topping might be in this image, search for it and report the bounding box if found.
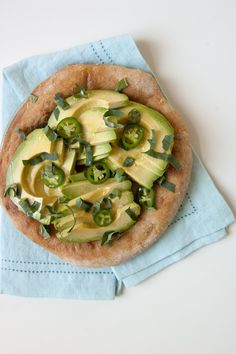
[29,93,38,103]
[6,88,178,245]
[15,128,26,141]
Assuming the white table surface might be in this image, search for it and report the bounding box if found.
[0,0,235,353]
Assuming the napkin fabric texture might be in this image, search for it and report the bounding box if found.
[0,34,234,299]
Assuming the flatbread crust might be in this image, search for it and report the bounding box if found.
[0,64,192,267]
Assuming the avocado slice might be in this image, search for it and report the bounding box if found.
[77,143,111,161]
[48,90,128,129]
[67,183,133,207]
[57,202,140,243]
[52,138,65,164]
[78,153,110,165]
[6,128,57,208]
[108,102,174,188]
[61,178,132,199]
[54,190,134,231]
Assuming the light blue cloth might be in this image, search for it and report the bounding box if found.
[0,34,234,299]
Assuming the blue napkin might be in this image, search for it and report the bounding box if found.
[0,34,234,299]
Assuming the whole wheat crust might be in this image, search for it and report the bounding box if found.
[0,64,192,267]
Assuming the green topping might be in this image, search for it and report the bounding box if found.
[43,125,58,142]
[54,93,70,110]
[18,198,40,216]
[15,128,26,141]
[121,124,144,150]
[148,129,156,150]
[115,78,129,92]
[53,107,60,120]
[123,157,135,167]
[45,205,63,219]
[76,197,93,212]
[157,176,175,192]
[41,162,65,188]
[103,110,125,129]
[162,135,174,151]
[85,161,110,184]
[39,224,51,240]
[92,196,112,216]
[22,152,58,166]
[125,207,138,221]
[109,188,122,199]
[29,93,38,103]
[137,186,155,210]
[57,117,81,139]
[128,109,141,124]
[145,150,181,170]
[93,209,112,227]
[101,230,121,246]
[74,84,89,99]
[4,183,21,198]
[79,139,93,166]
[115,168,127,182]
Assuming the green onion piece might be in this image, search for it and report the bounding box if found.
[145,150,181,170]
[161,181,175,192]
[109,188,122,199]
[123,157,135,167]
[29,93,38,103]
[4,183,21,198]
[101,230,121,246]
[43,126,58,142]
[79,139,93,166]
[100,197,112,210]
[76,197,93,212]
[18,198,36,216]
[22,152,58,166]
[157,175,166,185]
[39,224,51,240]
[54,93,70,110]
[162,135,174,151]
[115,168,127,182]
[15,128,26,141]
[46,205,63,219]
[128,109,141,124]
[53,107,60,120]
[115,78,129,92]
[125,207,138,221]
[31,201,41,213]
[74,84,89,98]
[103,110,125,129]
[148,129,156,150]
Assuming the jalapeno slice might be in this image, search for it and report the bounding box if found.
[56,117,81,139]
[41,162,65,188]
[121,124,144,150]
[93,209,113,227]
[137,186,155,209]
[86,162,110,184]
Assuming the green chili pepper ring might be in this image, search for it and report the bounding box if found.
[86,161,110,184]
[121,124,144,150]
[56,117,81,139]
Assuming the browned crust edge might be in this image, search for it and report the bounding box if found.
[0,64,192,267]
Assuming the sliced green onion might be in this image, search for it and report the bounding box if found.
[29,93,38,103]
[125,207,138,221]
[101,230,121,246]
[76,197,93,212]
[115,168,127,182]
[115,78,129,92]
[109,188,122,199]
[148,129,156,150]
[53,107,60,120]
[74,84,89,98]
[54,93,70,110]
[4,183,21,198]
[123,157,135,167]
[43,126,58,142]
[22,152,58,166]
[128,109,141,124]
[39,224,50,240]
[145,150,181,170]
[18,198,37,216]
[162,135,174,151]
[15,128,26,141]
